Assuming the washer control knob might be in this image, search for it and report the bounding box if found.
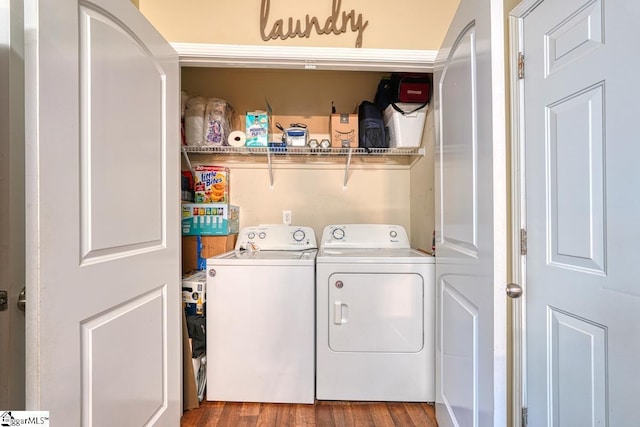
[332,228,345,240]
[259,232,267,239]
[293,229,306,242]
[390,230,397,238]
[208,269,216,278]
[248,232,256,239]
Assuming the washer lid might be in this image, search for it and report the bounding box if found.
[316,247,434,263]
[208,249,317,266]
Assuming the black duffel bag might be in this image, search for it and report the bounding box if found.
[358,100,388,151]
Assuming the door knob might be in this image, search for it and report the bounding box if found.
[506,283,523,299]
[17,287,26,312]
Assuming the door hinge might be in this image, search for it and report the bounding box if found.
[520,228,527,255]
[522,407,528,427]
[518,52,525,79]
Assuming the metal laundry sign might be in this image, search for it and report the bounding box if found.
[260,0,369,48]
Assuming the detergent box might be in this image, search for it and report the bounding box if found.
[181,203,239,236]
[193,165,229,204]
[245,110,270,147]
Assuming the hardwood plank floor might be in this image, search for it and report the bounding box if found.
[181,401,437,427]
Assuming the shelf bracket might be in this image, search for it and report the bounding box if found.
[343,148,353,190]
[267,149,274,188]
[181,146,196,178]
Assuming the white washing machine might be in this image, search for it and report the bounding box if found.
[316,224,435,402]
[206,225,317,404]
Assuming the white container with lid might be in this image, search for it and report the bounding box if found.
[383,103,428,148]
[285,127,308,147]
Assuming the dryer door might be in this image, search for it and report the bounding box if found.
[328,272,424,352]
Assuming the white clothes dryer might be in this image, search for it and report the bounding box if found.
[315,224,435,402]
[206,225,317,404]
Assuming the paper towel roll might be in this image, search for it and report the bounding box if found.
[228,130,246,147]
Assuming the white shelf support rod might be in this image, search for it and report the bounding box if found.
[267,149,274,188]
[343,148,353,190]
[181,146,196,179]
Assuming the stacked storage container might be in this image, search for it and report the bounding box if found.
[181,163,240,403]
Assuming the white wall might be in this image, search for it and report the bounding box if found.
[191,162,413,244]
[139,0,460,50]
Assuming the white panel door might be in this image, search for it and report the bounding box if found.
[24,0,180,425]
[434,0,507,425]
[0,0,26,410]
[522,0,640,425]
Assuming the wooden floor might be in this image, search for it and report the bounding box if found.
[181,401,438,427]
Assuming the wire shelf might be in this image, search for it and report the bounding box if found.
[181,145,425,189]
[181,145,424,157]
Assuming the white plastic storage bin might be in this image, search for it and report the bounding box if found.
[383,103,428,148]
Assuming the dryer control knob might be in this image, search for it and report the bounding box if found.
[332,228,345,240]
[390,230,397,238]
[208,269,216,278]
[293,229,306,241]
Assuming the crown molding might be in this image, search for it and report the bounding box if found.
[172,43,437,72]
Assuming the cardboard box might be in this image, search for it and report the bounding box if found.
[181,204,239,236]
[330,113,359,148]
[193,165,229,204]
[182,310,199,410]
[245,110,270,147]
[182,234,238,272]
[182,270,207,316]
